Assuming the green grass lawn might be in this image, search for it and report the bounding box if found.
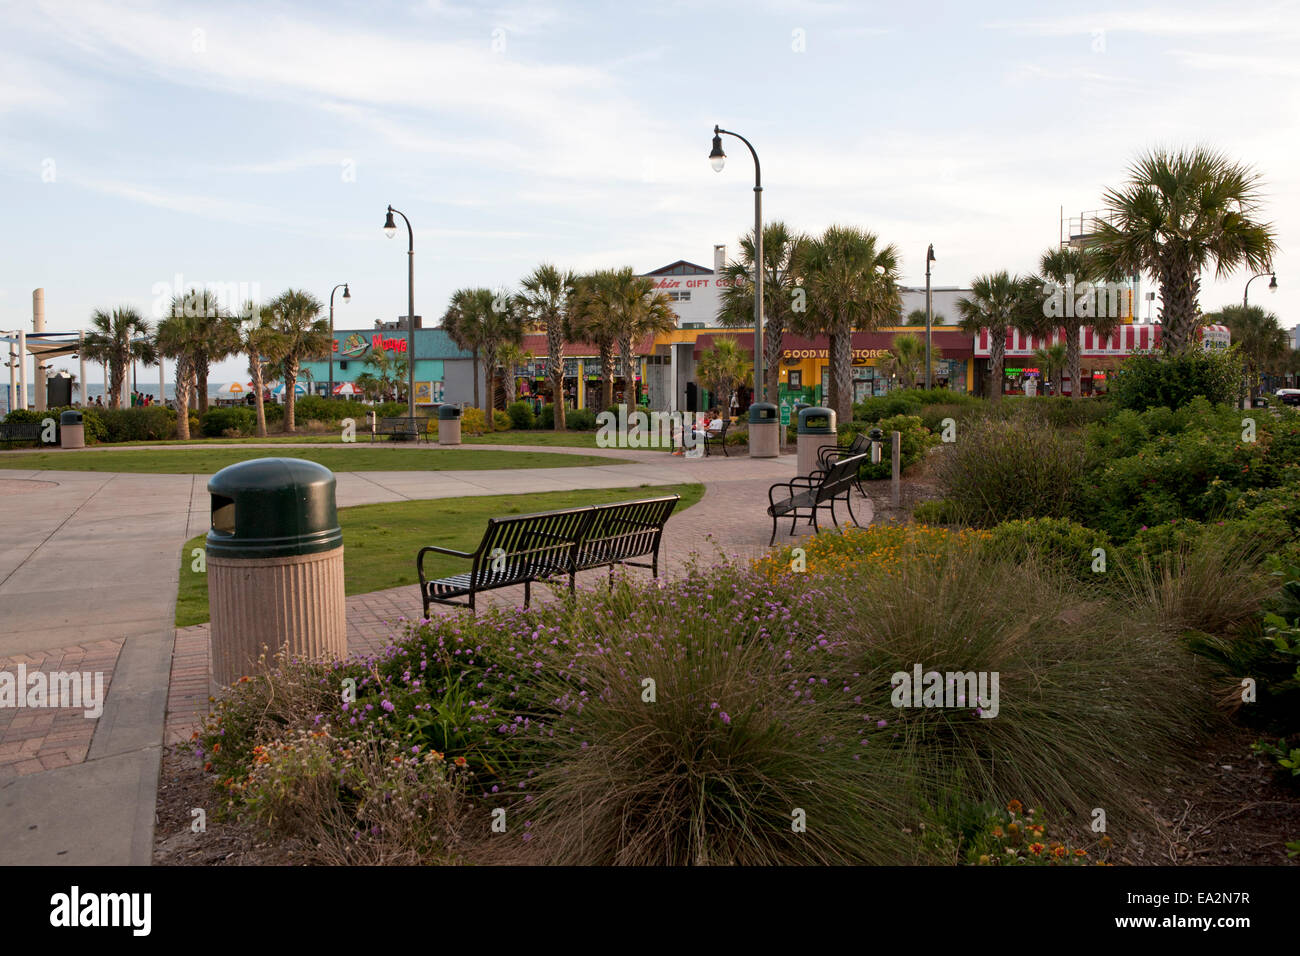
[176,482,702,626]
[71,429,671,450]
[0,446,627,473]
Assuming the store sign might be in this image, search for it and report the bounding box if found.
[783,348,890,359]
[651,277,735,290]
[332,333,407,355]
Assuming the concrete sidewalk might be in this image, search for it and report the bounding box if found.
[0,447,844,864]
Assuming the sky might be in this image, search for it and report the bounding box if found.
[1,0,1297,387]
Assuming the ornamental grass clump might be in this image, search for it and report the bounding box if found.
[496,568,918,865]
[818,536,1218,828]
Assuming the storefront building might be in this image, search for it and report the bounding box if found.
[299,327,484,406]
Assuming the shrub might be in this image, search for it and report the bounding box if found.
[376,401,409,418]
[854,388,983,424]
[1108,347,1243,412]
[492,409,512,432]
[859,414,935,480]
[2,406,109,445]
[537,404,555,429]
[200,406,255,438]
[985,518,1113,583]
[566,408,596,431]
[290,396,375,424]
[506,401,535,430]
[913,499,961,524]
[935,415,1087,526]
[460,407,488,436]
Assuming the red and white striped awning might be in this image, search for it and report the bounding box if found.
[975,324,1163,357]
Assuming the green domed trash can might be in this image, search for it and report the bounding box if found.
[438,403,462,446]
[748,402,779,458]
[796,406,837,476]
[206,458,346,686]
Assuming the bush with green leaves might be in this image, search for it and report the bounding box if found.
[492,409,512,432]
[836,414,936,480]
[290,396,374,424]
[854,388,982,424]
[460,406,488,436]
[2,406,109,444]
[1107,346,1243,412]
[200,406,255,438]
[566,408,596,431]
[506,400,535,430]
[935,414,1087,526]
[985,518,1113,583]
[536,404,555,429]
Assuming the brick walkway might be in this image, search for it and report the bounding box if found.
[0,639,123,781]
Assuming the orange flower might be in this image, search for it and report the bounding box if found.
[1051,845,1067,859]
[204,761,213,772]
[1028,843,1045,856]
[1074,848,1088,857]
[453,756,467,767]
[1006,799,1023,814]
[991,826,1004,838]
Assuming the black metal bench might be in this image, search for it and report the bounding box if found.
[766,453,867,545]
[372,416,425,443]
[0,422,47,447]
[818,432,873,497]
[704,419,730,457]
[417,495,680,614]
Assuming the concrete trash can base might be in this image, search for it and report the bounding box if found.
[748,402,780,458]
[796,406,837,476]
[59,409,85,449]
[206,458,346,687]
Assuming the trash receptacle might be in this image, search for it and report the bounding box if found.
[59,409,84,449]
[206,458,346,687]
[748,402,779,458]
[438,403,462,446]
[796,406,837,476]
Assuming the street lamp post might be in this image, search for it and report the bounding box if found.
[924,244,936,390]
[383,205,416,418]
[710,125,764,403]
[1243,271,1278,308]
[328,282,351,399]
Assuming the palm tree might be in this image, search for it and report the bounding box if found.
[882,333,941,388]
[615,270,677,405]
[1204,303,1288,401]
[481,288,525,413]
[83,307,153,409]
[957,271,1036,403]
[154,313,203,439]
[163,289,240,414]
[568,270,623,410]
[793,225,902,420]
[442,288,497,412]
[237,301,280,438]
[1030,342,1068,395]
[263,289,330,433]
[905,308,947,327]
[1091,148,1277,351]
[1030,247,1125,400]
[495,340,533,407]
[518,264,575,430]
[354,372,383,403]
[695,336,752,417]
[716,222,804,404]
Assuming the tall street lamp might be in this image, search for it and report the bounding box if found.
[383,205,416,418]
[924,244,936,390]
[328,283,350,399]
[710,125,765,403]
[1243,271,1278,308]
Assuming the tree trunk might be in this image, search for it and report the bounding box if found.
[764,319,783,408]
[111,354,126,409]
[601,344,615,411]
[285,360,298,433]
[483,346,498,413]
[830,325,853,421]
[1065,320,1081,400]
[1161,257,1202,352]
[174,357,191,439]
[195,354,210,415]
[250,354,267,437]
[471,349,481,411]
[989,330,1006,403]
[547,321,566,430]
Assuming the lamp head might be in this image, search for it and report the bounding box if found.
[927,244,936,262]
[342,284,351,303]
[709,127,726,172]
[1269,273,1278,292]
[383,207,397,238]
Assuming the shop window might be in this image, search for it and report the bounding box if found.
[788,370,802,389]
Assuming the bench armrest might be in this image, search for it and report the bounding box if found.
[417,545,475,580]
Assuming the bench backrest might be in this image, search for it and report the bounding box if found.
[0,422,43,436]
[815,454,867,502]
[579,495,680,568]
[379,417,419,431]
[471,506,595,587]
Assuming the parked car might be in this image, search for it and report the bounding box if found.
[1275,389,1300,407]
